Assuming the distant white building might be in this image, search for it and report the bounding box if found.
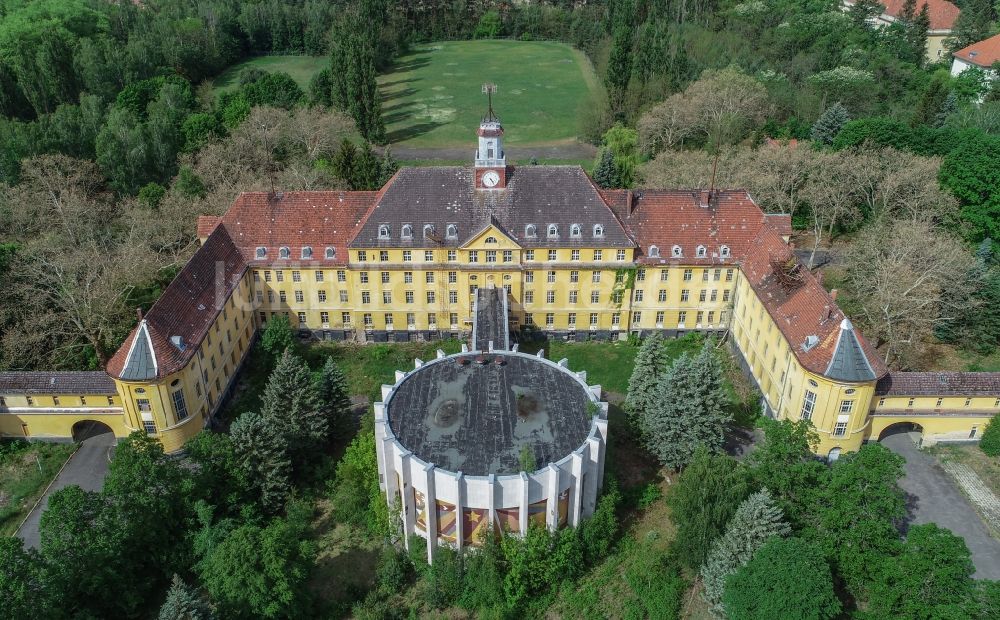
[842,0,960,62]
[951,32,1000,80]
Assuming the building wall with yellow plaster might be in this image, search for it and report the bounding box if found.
[0,391,127,440]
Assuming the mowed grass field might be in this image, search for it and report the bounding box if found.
[378,40,601,147]
[213,55,327,94]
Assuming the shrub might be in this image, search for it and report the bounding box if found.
[980,413,1000,456]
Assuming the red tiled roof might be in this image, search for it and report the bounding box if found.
[881,0,959,31]
[954,32,1000,68]
[219,191,377,266]
[107,226,248,380]
[765,214,792,237]
[197,215,221,239]
[876,372,1000,396]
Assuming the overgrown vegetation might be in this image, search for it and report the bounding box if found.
[0,440,74,536]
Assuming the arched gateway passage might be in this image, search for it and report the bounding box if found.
[878,421,924,442]
[71,420,115,442]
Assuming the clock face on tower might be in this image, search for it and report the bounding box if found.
[481,170,500,188]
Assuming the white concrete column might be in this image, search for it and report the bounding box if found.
[373,403,389,494]
[455,471,465,552]
[487,473,496,533]
[381,437,398,506]
[423,463,437,564]
[545,463,560,531]
[399,452,415,543]
[583,437,601,518]
[569,451,584,527]
[519,472,530,535]
[595,417,609,495]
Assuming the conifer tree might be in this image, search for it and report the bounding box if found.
[624,333,668,428]
[314,356,352,439]
[158,574,215,620]
[593,148,618,188]
[378,147,398,187]
[947,0,995,53]
[230,411,292,515]
[700,488,792,611]
[848,0,884,28]
[261,349,327,454]
[935,91,958,127]
[641,342,731,469]
[810,102,849,145]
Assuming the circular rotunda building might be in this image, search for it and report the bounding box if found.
[374,290,609,561]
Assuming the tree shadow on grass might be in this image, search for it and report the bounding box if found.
[386,121,446,144]
[379,77,418,89]
[379,87,418,103]
[387,56,432,72]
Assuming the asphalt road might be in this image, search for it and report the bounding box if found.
[16,425,115,549]
[881,431,1000,580]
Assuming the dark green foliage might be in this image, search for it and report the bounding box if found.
[241,72,304,110]
[641,343,731,469]
[667,449,749,570]
[623,544,687,619]
[375,546,413,596]
[422,545,464,608]
[746,419,828,528]
[625,332,669,428]
[518,444,536,472]
[230,410,292,515]
[722,537,841,620]
[139,182,167,208]
[868,524,976,619]
[175,166,207,198]
[182,113,224,152]
[593,148,619,189]
[940,132,1000,240]
[196,505,316,619]
[980,414,1000,457]
[810,102,849,145]
[946,0,995,53]
[185,430,250,518]
[0,537,53,620]
[158,574,215,620]
[701,489,791,610]
[474,11,503,39]
[579,479,622,564]
[329,430,391,537]
[378,147,398,187]
[457,534,507,613]
[260,349,328,460]
[314,356,353,439]
[325,12,385,143]
[260,314,294,360]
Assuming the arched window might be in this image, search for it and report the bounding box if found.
[720,245,730,258]
[279,246,290,259]
[401,224,413,239]
[446,224,458,239]
[525,224,537,238]
[696,245,707,258]
[485,236,498,244]
[423,224,435,238]
[593,224,604,238]
[547,224,558,238]
[255,247,267,259]
[570,224,581,238]
[649,245,660,258]
[378,225,390,239]
[301,246,313,259]
[325,247,336,259]
[671,245,682,258]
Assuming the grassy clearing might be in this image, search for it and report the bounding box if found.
[213,55,328,94]
[0,440,75,536]
[378,40,601,147]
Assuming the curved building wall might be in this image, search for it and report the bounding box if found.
[374,349,609,563]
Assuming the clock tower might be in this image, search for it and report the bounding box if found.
[475,83,506,190]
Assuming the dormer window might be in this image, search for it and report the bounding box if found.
[720,245,731,258]
[696,245,707,258]
[593,224,604,238]
[378,225,390,239]
[547,224,558,238]
[570,224,581,238]
[525,224,537,238]
[649,245,660,258]
[485,236,498,244]
[446,224,458,239]
[301,246,313,259]
[672,245,682,258]
[325,247,336,259]
[401,224,413,239]
[279,246,290,259]
[255,247,266,259]
[423,224,435,238]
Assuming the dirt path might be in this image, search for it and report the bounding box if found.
[385,140,597,163]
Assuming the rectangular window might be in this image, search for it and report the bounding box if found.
[617,249,626,261]
[547,271,556,283]
[726,269,734,282]
[469,250,479,263]
[357,251,367,262]
[702,270,709,282]
[259,311,267,323]
[833,422,848,437]
[404,272,413,284]
[591,291,600,303]
[403,250,412,262]
[172,390,189,422]
[425,250,434,261]
[656,311,664,324]
[569,291,578,304]
[363,313,373,327]
[315,271,324,282]
[321,311,329,324]
[592,271,601,283]
[381,271,391,284]
[469,284,478,295]
[448,250,457,262]
[683,269,692,281]
[264,271,272,282]
[425,272,435,284]
[801,390,817,421]
[428,313,437,327]
[658,289,667,302]
[548,250,557,261]
[524,290,535,304]
[710,290,718,302]
[342,312,351,325]
[590,312,599,326]
[503,250,512,262]
[427,291,436,303]
[936,398,943,407]
[486,250,497,263]
[276,271,284,282]
[570,270,579,283]
[681,290,689,302]
[337,270,346,282]
[525,271,534,283]
[340,291,348,303]
[568,312,577,326]
[696,311,704,324]
[362,292,371,304]
[450,312,458,326]
[723,290,731,302]
[546,290,555,304]
[380,251,389,262]
[360,272,369,284]
[383,292,392,304]
[678,311,687,324]
[292,270,301,282]
[254,271,260,282]
[634,289,644,303]
[714,269,721,281]
[406,312,415,326]
[297,311,306,324]
[318,290,327,303]
[448,271,457,284]
[593,249,603,261]
[632,311,642,325]
[699,290,707,302]
[965,398,972,407]
[405,291,414,303]
[571,249,580,261]
[295,290,304,303]
[545,313,555,327]
[525,250,534,261]
[449,291,458,304]
[279,291,287,303]
[611,313,621,326]
[660,269,669,282]
[143,420,157,434]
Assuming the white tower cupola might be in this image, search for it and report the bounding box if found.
[474,83,506,189]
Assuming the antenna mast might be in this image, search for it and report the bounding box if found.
[482,82,498,121]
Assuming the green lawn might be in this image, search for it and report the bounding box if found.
[378,40,601,147]
[213,55,328,95]
[0,440,75,536]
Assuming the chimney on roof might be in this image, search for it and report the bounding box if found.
[626,191,635,215]
[136,307,143,321]
[699,190,711,209]
[830,288,839,301]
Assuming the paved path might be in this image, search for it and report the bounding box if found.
[16,426,115,549]
[881,431,1000,579]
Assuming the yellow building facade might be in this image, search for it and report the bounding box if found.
[2,117,997,455]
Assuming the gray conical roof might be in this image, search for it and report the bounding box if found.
[120,321,158,381]
[825,319,876,382]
